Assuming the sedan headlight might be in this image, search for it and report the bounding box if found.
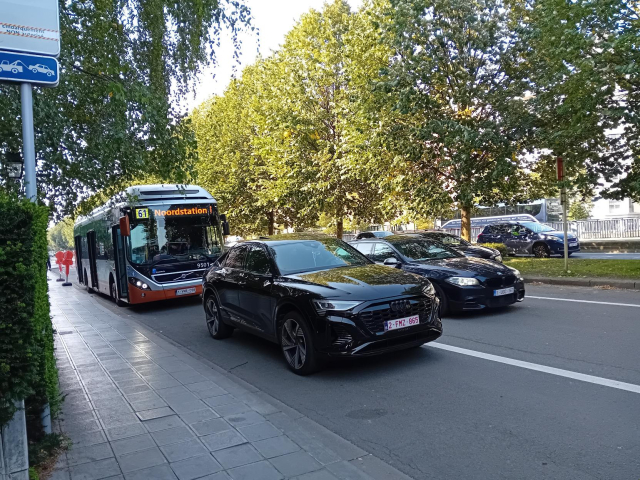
[508,267,524,280]
[422,281,435,296]
[493,254,503,263]
[545,235,562,242]
[445,276,480,286]
[313,300,362,315]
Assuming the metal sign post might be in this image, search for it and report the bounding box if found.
[1,0,60,202]
[557,157,569,272]
[20,83,37,201]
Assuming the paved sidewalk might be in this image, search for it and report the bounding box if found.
[48,278,410,480]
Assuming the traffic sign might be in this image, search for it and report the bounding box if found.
[0,51,58,86]
[0,0,60,57]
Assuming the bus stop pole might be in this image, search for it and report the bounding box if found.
[21,83,37,202]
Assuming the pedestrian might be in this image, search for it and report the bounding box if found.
[46,255,51,271]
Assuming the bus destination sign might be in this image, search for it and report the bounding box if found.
[134,205,214,219]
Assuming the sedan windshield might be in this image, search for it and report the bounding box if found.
[269,239,370,275]
[393,240,461,261]
[520,222,555,233]
[426,233,470,246]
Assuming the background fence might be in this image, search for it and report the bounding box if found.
[547,218,640,240]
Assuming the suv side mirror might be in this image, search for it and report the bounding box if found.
[383,257,400,267]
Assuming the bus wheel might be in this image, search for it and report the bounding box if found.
[205,295,233,339]
[110,280,124,307]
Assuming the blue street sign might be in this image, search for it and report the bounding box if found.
[0,50,58,86]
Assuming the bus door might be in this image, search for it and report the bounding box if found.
[111,225,129,301]
[74,235,84,284]
[86,230,99,288]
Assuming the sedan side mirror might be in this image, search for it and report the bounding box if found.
[383,257,400,267]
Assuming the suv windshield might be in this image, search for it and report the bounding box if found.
[393,239,461,261]
[520,222,555,233]
[128,204,224,265]
[269,239,370,275]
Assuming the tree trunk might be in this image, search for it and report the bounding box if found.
[267,211,275,236]
[460,204,472,242]
[336,217,344,240]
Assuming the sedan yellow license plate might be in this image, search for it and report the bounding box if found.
[384,315,420,332]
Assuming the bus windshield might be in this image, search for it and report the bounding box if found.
[127,204,224,265]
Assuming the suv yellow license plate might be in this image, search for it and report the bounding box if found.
[494,287,515,296]
[384,315,420,332]
[176,287,196,296]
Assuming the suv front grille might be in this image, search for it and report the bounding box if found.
[358,297,433,334]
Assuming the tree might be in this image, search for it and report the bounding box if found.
[381,0,535,240]
[48,218,75,251]
[568,200,592,221]
[0,0,253,218]
[521,0,638,202]
[260,0,388,238]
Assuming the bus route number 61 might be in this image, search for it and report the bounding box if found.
[135,208,149,219]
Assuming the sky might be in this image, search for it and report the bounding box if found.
[182,0,363,112]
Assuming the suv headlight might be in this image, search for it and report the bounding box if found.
[445,277,480,286]
[313,300,362,315]
[493,254,503,263]
[422,281,435,296]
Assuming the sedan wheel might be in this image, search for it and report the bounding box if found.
[205,295,232,339]
[280,313,320,375]
[533,244,550,258]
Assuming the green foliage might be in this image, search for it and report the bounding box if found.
[568,200,592,221]
[483,243,508,257]
[192,0,394,238]
[381,0,536,219]
[520,0,639,200]
[0,0,253,219]
[0,193,59,427]
[48,218,75,251]
[28,433,70,476]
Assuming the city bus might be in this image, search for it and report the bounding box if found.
[73,185,230,305]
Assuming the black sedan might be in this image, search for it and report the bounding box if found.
[408,231,502,262]
[202,234,442,375]
[349,236,525,315]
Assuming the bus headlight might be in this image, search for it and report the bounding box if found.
[129,277,149,290]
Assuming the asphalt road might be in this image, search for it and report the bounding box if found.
[90,283,640,480]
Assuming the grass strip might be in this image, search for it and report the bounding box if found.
[504,258,640,280]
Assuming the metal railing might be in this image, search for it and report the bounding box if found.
[547,218,640,240]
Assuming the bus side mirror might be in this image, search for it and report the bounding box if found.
[120,216,130,237]
[222,221,230,236]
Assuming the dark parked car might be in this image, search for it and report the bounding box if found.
[477,221,579,258]
[202,234,442,375]
[355,231,395,240]
[350,236,525,315]
[408,231,503,262]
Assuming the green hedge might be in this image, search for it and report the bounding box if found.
[0,193,59,427]
[482,242,508,257]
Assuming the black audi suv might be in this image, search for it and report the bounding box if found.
[350,236,525,315]
[202,234,442,375]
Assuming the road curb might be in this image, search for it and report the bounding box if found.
[524,276,640,290]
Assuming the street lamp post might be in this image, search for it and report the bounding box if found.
[3,151,24,181]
